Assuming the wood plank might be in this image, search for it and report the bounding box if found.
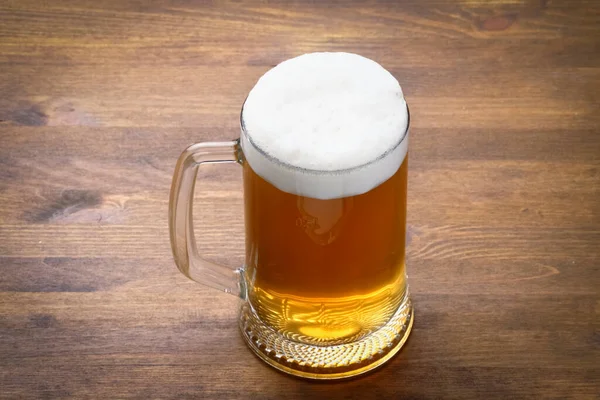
[1,254,597,296]
[1,358,597,399]
[2,65,598,105]
[1,67,598,129]
[2,127,600,161]
[2,37,599,71]
[1,223,598,261]
[0,287,598,397]
[1,156,598,229]
[2,0,599,42]
[0,291,597,367]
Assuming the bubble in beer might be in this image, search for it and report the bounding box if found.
[241,52,409,200]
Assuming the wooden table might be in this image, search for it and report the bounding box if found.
[1,1,599,398]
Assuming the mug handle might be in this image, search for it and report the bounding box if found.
[169,140,244,298]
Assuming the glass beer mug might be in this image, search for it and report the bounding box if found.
[169,53,413,379]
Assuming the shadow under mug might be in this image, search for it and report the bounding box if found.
[169,106,413,380]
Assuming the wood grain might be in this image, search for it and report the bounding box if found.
[1,0,599,398]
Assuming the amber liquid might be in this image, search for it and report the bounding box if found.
[243,158,408,345]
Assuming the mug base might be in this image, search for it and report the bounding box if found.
[239,292,414,380]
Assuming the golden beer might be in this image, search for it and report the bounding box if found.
[243,157,408,345]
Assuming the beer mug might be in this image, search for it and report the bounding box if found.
[169,52,413,379]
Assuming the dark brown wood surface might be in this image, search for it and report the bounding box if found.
[1,0,599,398]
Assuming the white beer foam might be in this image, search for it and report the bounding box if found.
[241,52,408,199]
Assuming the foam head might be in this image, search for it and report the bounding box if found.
[241,52,408,200]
